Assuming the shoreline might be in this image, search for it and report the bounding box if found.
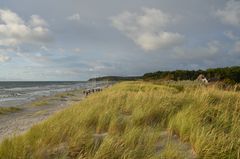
[0,88,85,142]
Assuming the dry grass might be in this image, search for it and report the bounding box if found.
[0,107,21,115]
[31,100,49,107]
[0,81,239,159]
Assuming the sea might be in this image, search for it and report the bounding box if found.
[0,81,105,107]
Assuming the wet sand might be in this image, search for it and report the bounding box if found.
[0,89,85,142]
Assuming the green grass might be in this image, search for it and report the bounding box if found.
[0,107,21,115]
[0,81,240,158]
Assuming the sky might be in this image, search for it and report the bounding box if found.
[0,0,239,81]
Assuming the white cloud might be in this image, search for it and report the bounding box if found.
[67,13,80,21]
[0,54,11,62]
[0,9,51,47]
[216,0,240,27]
[0,9,24,24]
[111,8,184,51]
[135,32,183,51]
[29,15,48,27]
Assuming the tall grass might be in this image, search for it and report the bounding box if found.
[0,81,239,159]
[31,100,49,107]
[0,107,21,115]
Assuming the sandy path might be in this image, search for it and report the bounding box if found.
[156,131,197,159]
[0,90,84,142]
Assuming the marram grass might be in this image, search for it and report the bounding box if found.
[0,81,240,159]
[31,100,49,107]
[0,107,21,115]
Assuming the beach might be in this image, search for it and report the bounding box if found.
[0,88,85,141]
[0,81,87,107]
[0,81,109,142]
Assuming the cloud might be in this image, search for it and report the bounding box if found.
[29,15,48,27]
[135,32,184,51]
[58,48,65,53]
[67,13,80,21]
[224,31,239,40]
[0,9,51,47]
[173,41,222,60]
[111,8,184,51]
[223,30,240,54]
[0,54,11,62]
[40,45,49,51]
[73,48,81,53]
[16,51,51,64]
[216,0,240,27]
[85,61,115,74]
[233,41,240,53]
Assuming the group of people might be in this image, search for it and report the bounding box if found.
[83,87,103,96]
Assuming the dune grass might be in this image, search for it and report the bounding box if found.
[31,100,49,107]
[0,81,239,159]
[0,107,21,115]
[54,92,75,99]
[51,89,83,102]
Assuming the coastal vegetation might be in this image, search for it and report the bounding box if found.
[30,89,82,107]
[31,100,49,107]
[0,81,240,158]
[0,107,21,115]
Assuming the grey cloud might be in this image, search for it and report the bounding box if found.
[233,41,240,53]
[172,41,222,60]
[216,0,240,27]
[224,31,239,40]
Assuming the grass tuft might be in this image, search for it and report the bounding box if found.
[31,100,49,107]
[0,107,21,115]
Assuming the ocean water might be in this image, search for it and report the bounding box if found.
[0,81,103,107]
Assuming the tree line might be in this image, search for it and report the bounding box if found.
[88,66,240,84]
[143,66,240,84]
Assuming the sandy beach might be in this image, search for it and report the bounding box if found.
[0,89,85,142]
